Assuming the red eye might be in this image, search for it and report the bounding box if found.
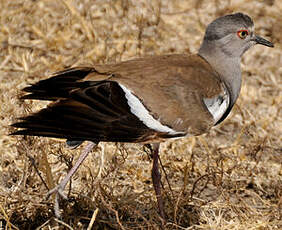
[237,30,249,39]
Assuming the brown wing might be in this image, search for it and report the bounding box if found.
[12,54,226,142]
[92,54,225,135]
[12,68,183,143]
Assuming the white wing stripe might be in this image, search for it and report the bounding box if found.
[119,83,183,135]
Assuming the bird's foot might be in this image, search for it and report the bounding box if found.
[46,184,68,200]
[46,184,69,218]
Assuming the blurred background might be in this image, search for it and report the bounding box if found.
[0,0,281,229]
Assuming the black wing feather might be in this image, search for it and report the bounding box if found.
[12,68,159,143]
[22,67,94,100]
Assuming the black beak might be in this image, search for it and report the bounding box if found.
[254,35,274,47]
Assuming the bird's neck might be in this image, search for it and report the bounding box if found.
[198,42,242,105]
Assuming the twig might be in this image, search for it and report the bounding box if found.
[158,154,174,197]
[87,208,99,230]
[190,174,209,200]
[27,154,49,190]
[54,218,74,230]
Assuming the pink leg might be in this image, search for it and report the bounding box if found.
[47,141,97,217]
[151,143,166,219]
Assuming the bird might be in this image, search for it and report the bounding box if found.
[11,12,274,219]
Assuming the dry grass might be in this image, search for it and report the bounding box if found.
[0,0,281,229]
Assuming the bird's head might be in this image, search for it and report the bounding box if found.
[201,12,274,58]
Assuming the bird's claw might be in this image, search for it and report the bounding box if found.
[46,184,68,200]
[46,184,69,218]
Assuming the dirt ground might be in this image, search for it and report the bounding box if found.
[0,0,281,229]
